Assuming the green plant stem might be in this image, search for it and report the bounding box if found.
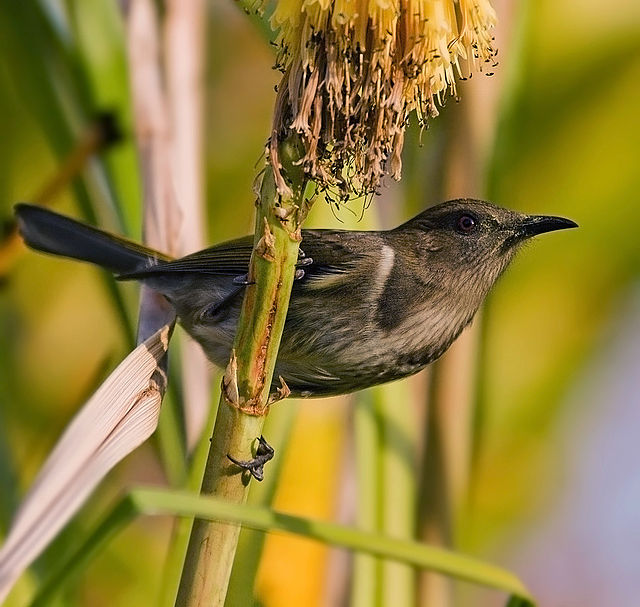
[175,406,266,606]
[175,139,307,607]
[225,401,298,606]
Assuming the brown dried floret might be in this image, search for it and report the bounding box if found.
[265,0,497,201]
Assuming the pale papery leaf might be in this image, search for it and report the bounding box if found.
[127,0,183,256]
[0,325,171,602]
[165,0,210,450]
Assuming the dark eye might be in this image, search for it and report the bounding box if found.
[456,214,477,234]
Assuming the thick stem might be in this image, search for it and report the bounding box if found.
[175,405,265,606]
[175,139,306,606]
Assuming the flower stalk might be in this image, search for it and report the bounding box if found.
[175,136,308,607]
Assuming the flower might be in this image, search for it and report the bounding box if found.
[266,0,497,201]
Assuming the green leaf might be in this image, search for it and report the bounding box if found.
[0,0,135,345]
[30,487,535,607]
[506,595,534,607]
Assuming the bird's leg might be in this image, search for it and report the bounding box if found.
[226,377,289,480]
[227,435,274,482]
[235,253,310,284]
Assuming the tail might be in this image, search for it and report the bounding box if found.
[14,204,169,275]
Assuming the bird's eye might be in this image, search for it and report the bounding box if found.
[456,214,477,234]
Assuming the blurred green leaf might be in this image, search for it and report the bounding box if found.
[159,393,219,607]
[0,0,135,344]
[506,595,534,607]
[30,487,535,607]
[351,390,382,607]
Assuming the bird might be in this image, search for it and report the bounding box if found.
[15,199,577,400]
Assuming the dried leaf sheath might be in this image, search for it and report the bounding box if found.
[0,327,172,603]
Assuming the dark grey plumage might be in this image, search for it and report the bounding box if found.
[15,200,577,397]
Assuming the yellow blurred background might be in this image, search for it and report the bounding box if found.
[1,0,639,606]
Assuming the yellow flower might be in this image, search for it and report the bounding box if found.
[267,0,497,200]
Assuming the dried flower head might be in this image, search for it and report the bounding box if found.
[266,0,497,201]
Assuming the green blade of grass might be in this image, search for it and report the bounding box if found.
[0,0,135,345]
[30,487,535,607]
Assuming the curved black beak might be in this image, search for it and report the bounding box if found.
[518,215,578,238]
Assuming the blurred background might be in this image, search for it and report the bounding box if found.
[0,0,639,606]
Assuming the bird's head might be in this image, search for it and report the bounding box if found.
[396,198,578,304]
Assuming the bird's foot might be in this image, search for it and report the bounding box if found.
[294,254,312,281]
[296,256,313,268]
[227,435,274,482]
[232,273,255,286]
[267,376,291,406]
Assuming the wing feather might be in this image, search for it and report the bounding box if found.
[118,236,254,278]
[118,229,366,281]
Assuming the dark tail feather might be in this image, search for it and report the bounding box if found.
[14,203,169,275]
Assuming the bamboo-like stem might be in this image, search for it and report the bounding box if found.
[125,0,180,395]
[176,138,307,606]
[417,99,485,607]
[125,0,196,495]
[164,0,211,451]
[225,402,298,605]
[351,391,382,607]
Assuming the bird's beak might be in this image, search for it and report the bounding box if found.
[517,215,578,239]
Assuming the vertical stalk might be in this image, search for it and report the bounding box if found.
[376,380,418,607]
[125,0,186,499]
[350,391,382,607]
[418,4,516,605]
[126,0,182,340]
[225,402,298,606]
[417,95,485,607]
[164,0,211,451]
[176,138,307,606]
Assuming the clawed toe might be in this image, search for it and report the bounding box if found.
[227,435,274,482]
